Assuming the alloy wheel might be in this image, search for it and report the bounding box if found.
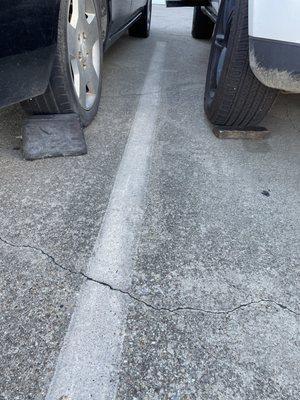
[206,0,236,106]
[67,0,100,110]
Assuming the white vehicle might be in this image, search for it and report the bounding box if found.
[167,0,300,127]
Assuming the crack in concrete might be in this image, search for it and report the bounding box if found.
[1,236,299,316]
[85,275,300,316]
[0,236,74,274]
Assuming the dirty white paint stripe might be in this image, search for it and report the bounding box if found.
[85,43,165,290]
[46,42,166,400]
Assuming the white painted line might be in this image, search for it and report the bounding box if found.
[85,42,166,290]
[46,42,166,400]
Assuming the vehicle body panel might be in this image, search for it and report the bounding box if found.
[132,0,148,11]
[248,0,300,92]
[248,0,300,44]
[110,0,132,34]
[0,0,59,108]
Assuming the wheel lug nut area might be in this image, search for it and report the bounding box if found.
[78,32,87,41]
[76,32,89,67]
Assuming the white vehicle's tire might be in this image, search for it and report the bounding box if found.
[204,0,278,127]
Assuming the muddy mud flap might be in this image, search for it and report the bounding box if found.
[249,37,300,93]
[22,114,87,161]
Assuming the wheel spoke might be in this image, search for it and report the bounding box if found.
[85,62,99,92]
[215,34,225,49]
[71,58,86,107]
[67,23,79,58]
[78,64,87,107]
[85,15,99,48]
[216,48,226,85]
[68,0,100,110]
[70,0,86,29]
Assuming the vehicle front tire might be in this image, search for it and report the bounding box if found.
[22,0,103,127]
[129,0,152,38]
[192,6,214,40]
[204,0,278,128]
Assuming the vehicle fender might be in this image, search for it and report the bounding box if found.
[248,0,300,92]
[0,0,61,108]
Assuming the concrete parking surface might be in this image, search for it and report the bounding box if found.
[0,5,299,400]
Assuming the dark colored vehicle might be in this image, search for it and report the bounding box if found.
[0,0,152,126]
